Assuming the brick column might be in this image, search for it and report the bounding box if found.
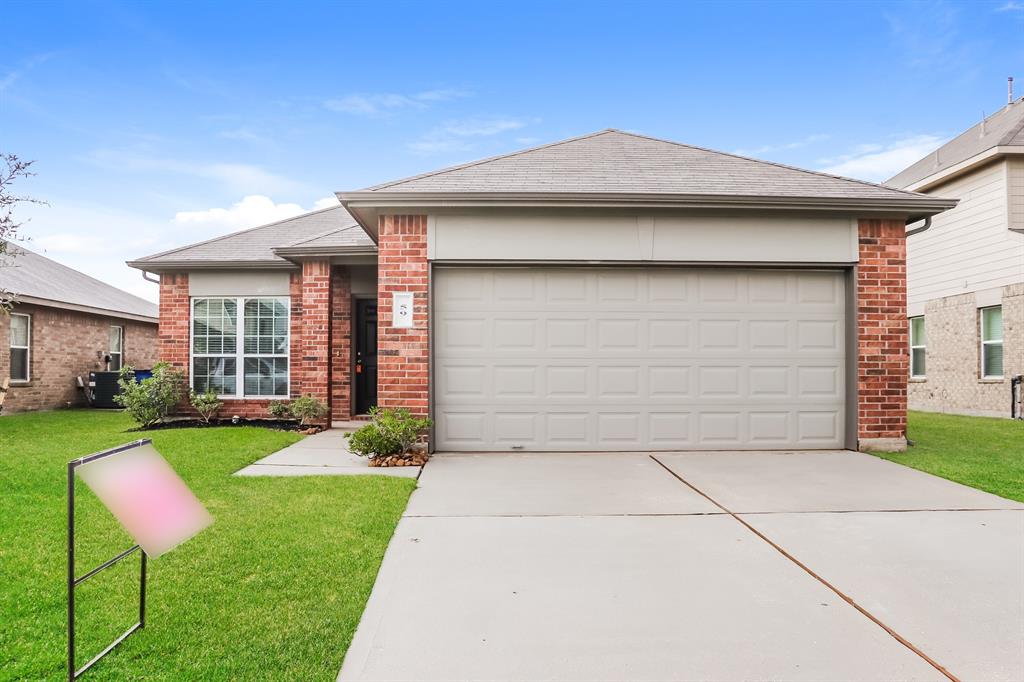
[330,266,353,420]
[857,219,908,452]
[377,215,429,417]
[299,260,331,417]
[158,272,190,376]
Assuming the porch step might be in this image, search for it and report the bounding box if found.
[332,418,371,430]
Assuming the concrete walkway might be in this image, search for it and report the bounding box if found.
[339,450,1024,682]
[234,428,420,478]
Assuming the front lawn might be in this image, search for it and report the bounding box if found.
[0,410,415,681]
[872,410,1024,503]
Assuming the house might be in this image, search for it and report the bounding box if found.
[887,99,1024,417]
[1,245,159,412]
[129,130,955,452]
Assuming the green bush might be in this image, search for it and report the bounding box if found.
[267,400,291,419]
[114,362,185,428]
[189,389,223,424]
[288,395,328,426]
[345,407,432,458]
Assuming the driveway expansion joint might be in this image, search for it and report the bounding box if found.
[649,453,962,682]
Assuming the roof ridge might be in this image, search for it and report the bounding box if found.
[605,129,929,199]
[135,204,343,263]
[998,100,1024,146]
[361,129,620,192]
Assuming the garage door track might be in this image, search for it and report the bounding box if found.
[339,451,1024,682]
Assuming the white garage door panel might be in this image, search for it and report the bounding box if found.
[434,268,846,451]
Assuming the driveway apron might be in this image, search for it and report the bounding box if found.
[339,451,1024,682]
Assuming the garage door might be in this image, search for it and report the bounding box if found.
[433,267,846,451]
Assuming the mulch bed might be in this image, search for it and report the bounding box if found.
[131,417,321,434]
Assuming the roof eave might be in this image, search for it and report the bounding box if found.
[899,146,1024,192]
[126,259,299,272]
[13,294,158,324]
[339,191,958,232]
[271,246,379,258]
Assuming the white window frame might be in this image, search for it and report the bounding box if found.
[909,316,926,379]
[189,296,290,399]
[9,312,30,383]
[980,305,1004,379]
[109,325,124,371]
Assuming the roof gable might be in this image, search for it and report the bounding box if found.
[358,129,931,202]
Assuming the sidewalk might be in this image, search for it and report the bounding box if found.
[234,428,421,478]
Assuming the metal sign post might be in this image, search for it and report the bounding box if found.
[67,440,150,681]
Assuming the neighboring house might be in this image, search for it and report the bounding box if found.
[129,130,955,452]
[888,99,1024,417]
[1,246,159,413]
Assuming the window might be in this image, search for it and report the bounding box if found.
[981,306,1004,379]
[191,297,289,397]
[109,326,124,371]
[909,316,926,378]
[9,313,30,382]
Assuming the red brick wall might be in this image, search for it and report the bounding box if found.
[857,218,908,443]
[330,267,353,420]
[377,215,429,417]
[2,302,157,413]
[157,268,343,423]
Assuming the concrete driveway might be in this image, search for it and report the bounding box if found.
[338,451,1024,682]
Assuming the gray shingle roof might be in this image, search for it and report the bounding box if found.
[358,129,936,202]
[887,99,1024,189]
[130,205,373,268]
[1,245,158,320]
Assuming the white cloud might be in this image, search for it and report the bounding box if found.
[409,117,534,155]
[0,52,56,93]
[997,1,1024,11]
[817,134,948,183]
[324,88,470,116]
[173,194,336,231]
[85,149,304,195]
[733,134,830,157]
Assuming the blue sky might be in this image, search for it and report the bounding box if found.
[3,0,1023,301]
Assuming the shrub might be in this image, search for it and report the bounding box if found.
[267,400,291,419]
[288,395,328,426]
[189,389,223,425]
[345,407,432,458]
[114,362,185,428]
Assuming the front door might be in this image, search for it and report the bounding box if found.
[355,299,378,415]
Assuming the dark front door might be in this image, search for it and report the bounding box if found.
[355,299,378,415]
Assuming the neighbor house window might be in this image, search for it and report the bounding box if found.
[109,325,124,371]
[191,297,289,397]
[909,316,926,378]
[9,313,30,382]
[981,306,1003,379]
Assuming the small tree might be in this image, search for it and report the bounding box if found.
[189,389,223,425]
[288,395,328,426]
[1,154,46,312]
[114,362,185,428]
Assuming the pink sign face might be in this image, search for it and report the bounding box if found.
[77,443,212,558]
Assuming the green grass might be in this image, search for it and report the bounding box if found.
[871,410,1024,503]
[0,410,415,681]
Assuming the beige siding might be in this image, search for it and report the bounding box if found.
[188,270,291,296]
[1009,157,1024,231]
[908,160,1024,307]
[430,213,858,264]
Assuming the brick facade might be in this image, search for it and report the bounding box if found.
[857,219,909,450]
[908,283,1023,416]
[330,267,353,421]
[376,215,429,417]
[1,302,157,413]
[157,267,351,424]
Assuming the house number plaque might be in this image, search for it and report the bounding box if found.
[392,292,414,328]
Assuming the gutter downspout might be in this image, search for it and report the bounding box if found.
[141,270,160,284]
[905,216,932,237]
